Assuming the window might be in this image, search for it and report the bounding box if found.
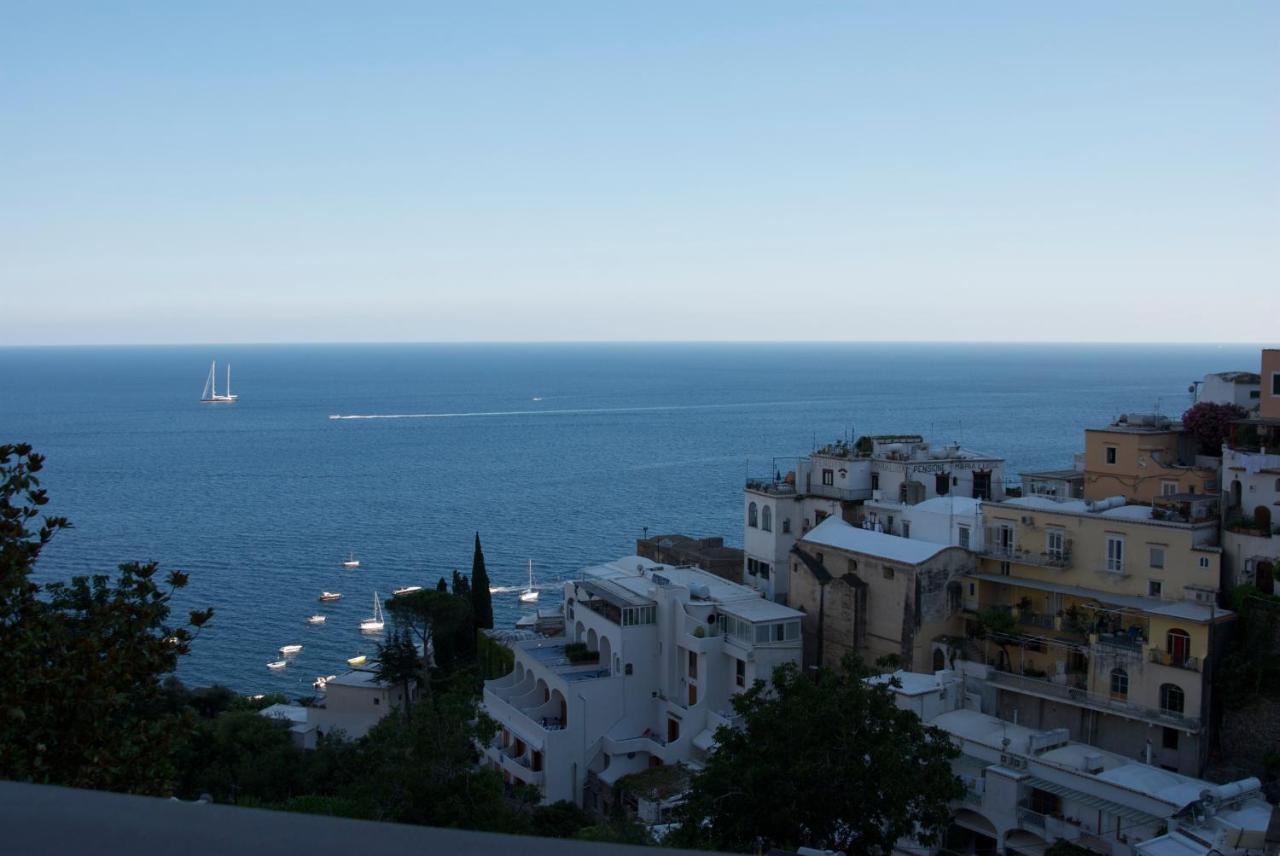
[1110,667,1128,700]
[761,506,772,532]
[936,473,949,495]
[814,510,829,525]
[781,517,791,534]
[883,566,895,580]
[1106,536,1125,573]
[1167,628,1191,664]
[625,663,633,675]
[902,521,911,538]
[958,525,971,549]
[759,562,770,580]
[1273,372,1280,396]
[847,558,858,572]
[747,502,758,528]
[822,469,834,486]
[1148,580,1163,598]
[968,582,975,596]
[1198,556,1210,569]
[870,472,880,490]
[1046,529,1065,559]
[746,558,757,576]
[688,650,697,679]
[735,658,746,688]
[886,515,894,532]
[1105,446,1117,465]
[1161,481,1178,497]
[1149,546,1165,569]
[1159,683,1185,714]
[1162,727,1179,750]
[374,697,380,706]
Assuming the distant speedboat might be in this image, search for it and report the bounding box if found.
[343,552,360,569]
[320,591,342,602]
[393,585,423,597]
[532,396,543,401]
[519,559,539,603]
[279,644,303,656]
[307,614,326,625]
[267,660,287,670]
[314,674,336,690]
[200,360,238,404]
[359,592,385,633]
[347,655,367,667]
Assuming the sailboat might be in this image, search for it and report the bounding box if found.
[360,592,385,633]
[200,360,238,404]
[343,552,360,569]
[519,560,539,603]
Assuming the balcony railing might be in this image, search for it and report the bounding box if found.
[1094,562,1130,578]
[745,479,796,496]
[983,546,1072,569]
[986,668,1199,731]
[1149,649,1201,672]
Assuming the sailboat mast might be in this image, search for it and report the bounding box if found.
[226,364,232,397]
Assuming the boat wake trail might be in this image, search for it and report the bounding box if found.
[328,399,834,422]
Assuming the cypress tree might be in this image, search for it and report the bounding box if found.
[470,532,494,629]
[436,577,448,592]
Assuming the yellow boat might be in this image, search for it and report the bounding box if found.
[347,655,367,667]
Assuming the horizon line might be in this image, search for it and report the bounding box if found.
[1,339,1275,350]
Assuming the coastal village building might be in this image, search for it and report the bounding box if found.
[860,494,986,550]
[1194,370,1261,409]
[1021,457,1086,501]
[744,435,1005,603]
[480,556,803,806]
[1083,413,1219,504]
[787,515,976,671]
[635,533,744,584]
[964,494,1228,775]
[258,668,414,745]
[1221,348,1280,593]
[880,667,1274,856]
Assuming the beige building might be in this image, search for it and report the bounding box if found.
[962,494,1229,775]
[788,516,975,671]
[1083,414,1218,503]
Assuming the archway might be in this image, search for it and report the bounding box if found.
[587,627,599,652]
[574,621,585,643]
[599,636,613,671]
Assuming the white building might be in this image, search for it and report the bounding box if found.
[480,556,803,806]
[744,435,1005,602]
[1193,371,1260,410]
[860,494,986,551]
[879,667,1274,856]
[256,668,414,745]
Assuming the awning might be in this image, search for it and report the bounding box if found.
[1026,777,1166,825]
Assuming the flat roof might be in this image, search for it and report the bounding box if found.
[800,516,951,565]
[260,703,308,724]
[995,496,1212,527]
[968,573,1230,622]
[325,669,386,689]
[581,555,801,621]
[910,496,982,515]
[1020,468,1084,481]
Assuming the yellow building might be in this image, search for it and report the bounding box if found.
[961,494,1230,775]
[1083,413,1218,503]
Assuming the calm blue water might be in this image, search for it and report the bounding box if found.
[0,343,1260,693]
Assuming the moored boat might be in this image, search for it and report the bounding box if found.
[393,585,423,597]
[279,644,303,655]
[267,660,287,670]
[307,614,326,624]
[347,654,367,667]
[320,591,342,602]
[313,674,337,690]
[519,559,539,603]
[342,551,360,569]
[359,592,385,633]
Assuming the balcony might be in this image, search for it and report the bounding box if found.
[746,478,797,496]
[1093,562,1130,579]
[1149,649,1201,672]
[983,546,1072,570]
[986,668,1199,731]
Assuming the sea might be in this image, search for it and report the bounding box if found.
[0,342,1260,695]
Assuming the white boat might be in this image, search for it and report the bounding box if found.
[267,660,287,670]
[279,644,303,655]
[342,551,360,569]
[360,592,385,633]
[319,591,342,602]
[200,360,238,404]
[307,614,326,624]
[313,674,337,690]
[519,559,539,603]
[393,585,423,597]
[347,654,367,667]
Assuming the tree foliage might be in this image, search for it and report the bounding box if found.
[0,443,212,794]
[385,588,474,677]
[1217,585,1280,707]
[1181,401,1248,455]
[375,628,421,719]
[471,531,494,629]
[671,658,962,854]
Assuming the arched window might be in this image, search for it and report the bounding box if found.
[761,506,772,532]
[1160,683,1185,714]
[1166,628,1191,665]
[1110,667,1128,700]
[782,518,791,534]
[748,502,758,528]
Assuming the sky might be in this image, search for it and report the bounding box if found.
[1,2,1277,345]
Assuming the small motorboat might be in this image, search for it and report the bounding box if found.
[393,585,423,597]
[313,674,337,691]
[320,592,342,602]
[307,614,326,625]
[359,592,385,633]
[347,655,367,667]
[342,551,360,569]
[267,660,287,670]
[279,644,303,656]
